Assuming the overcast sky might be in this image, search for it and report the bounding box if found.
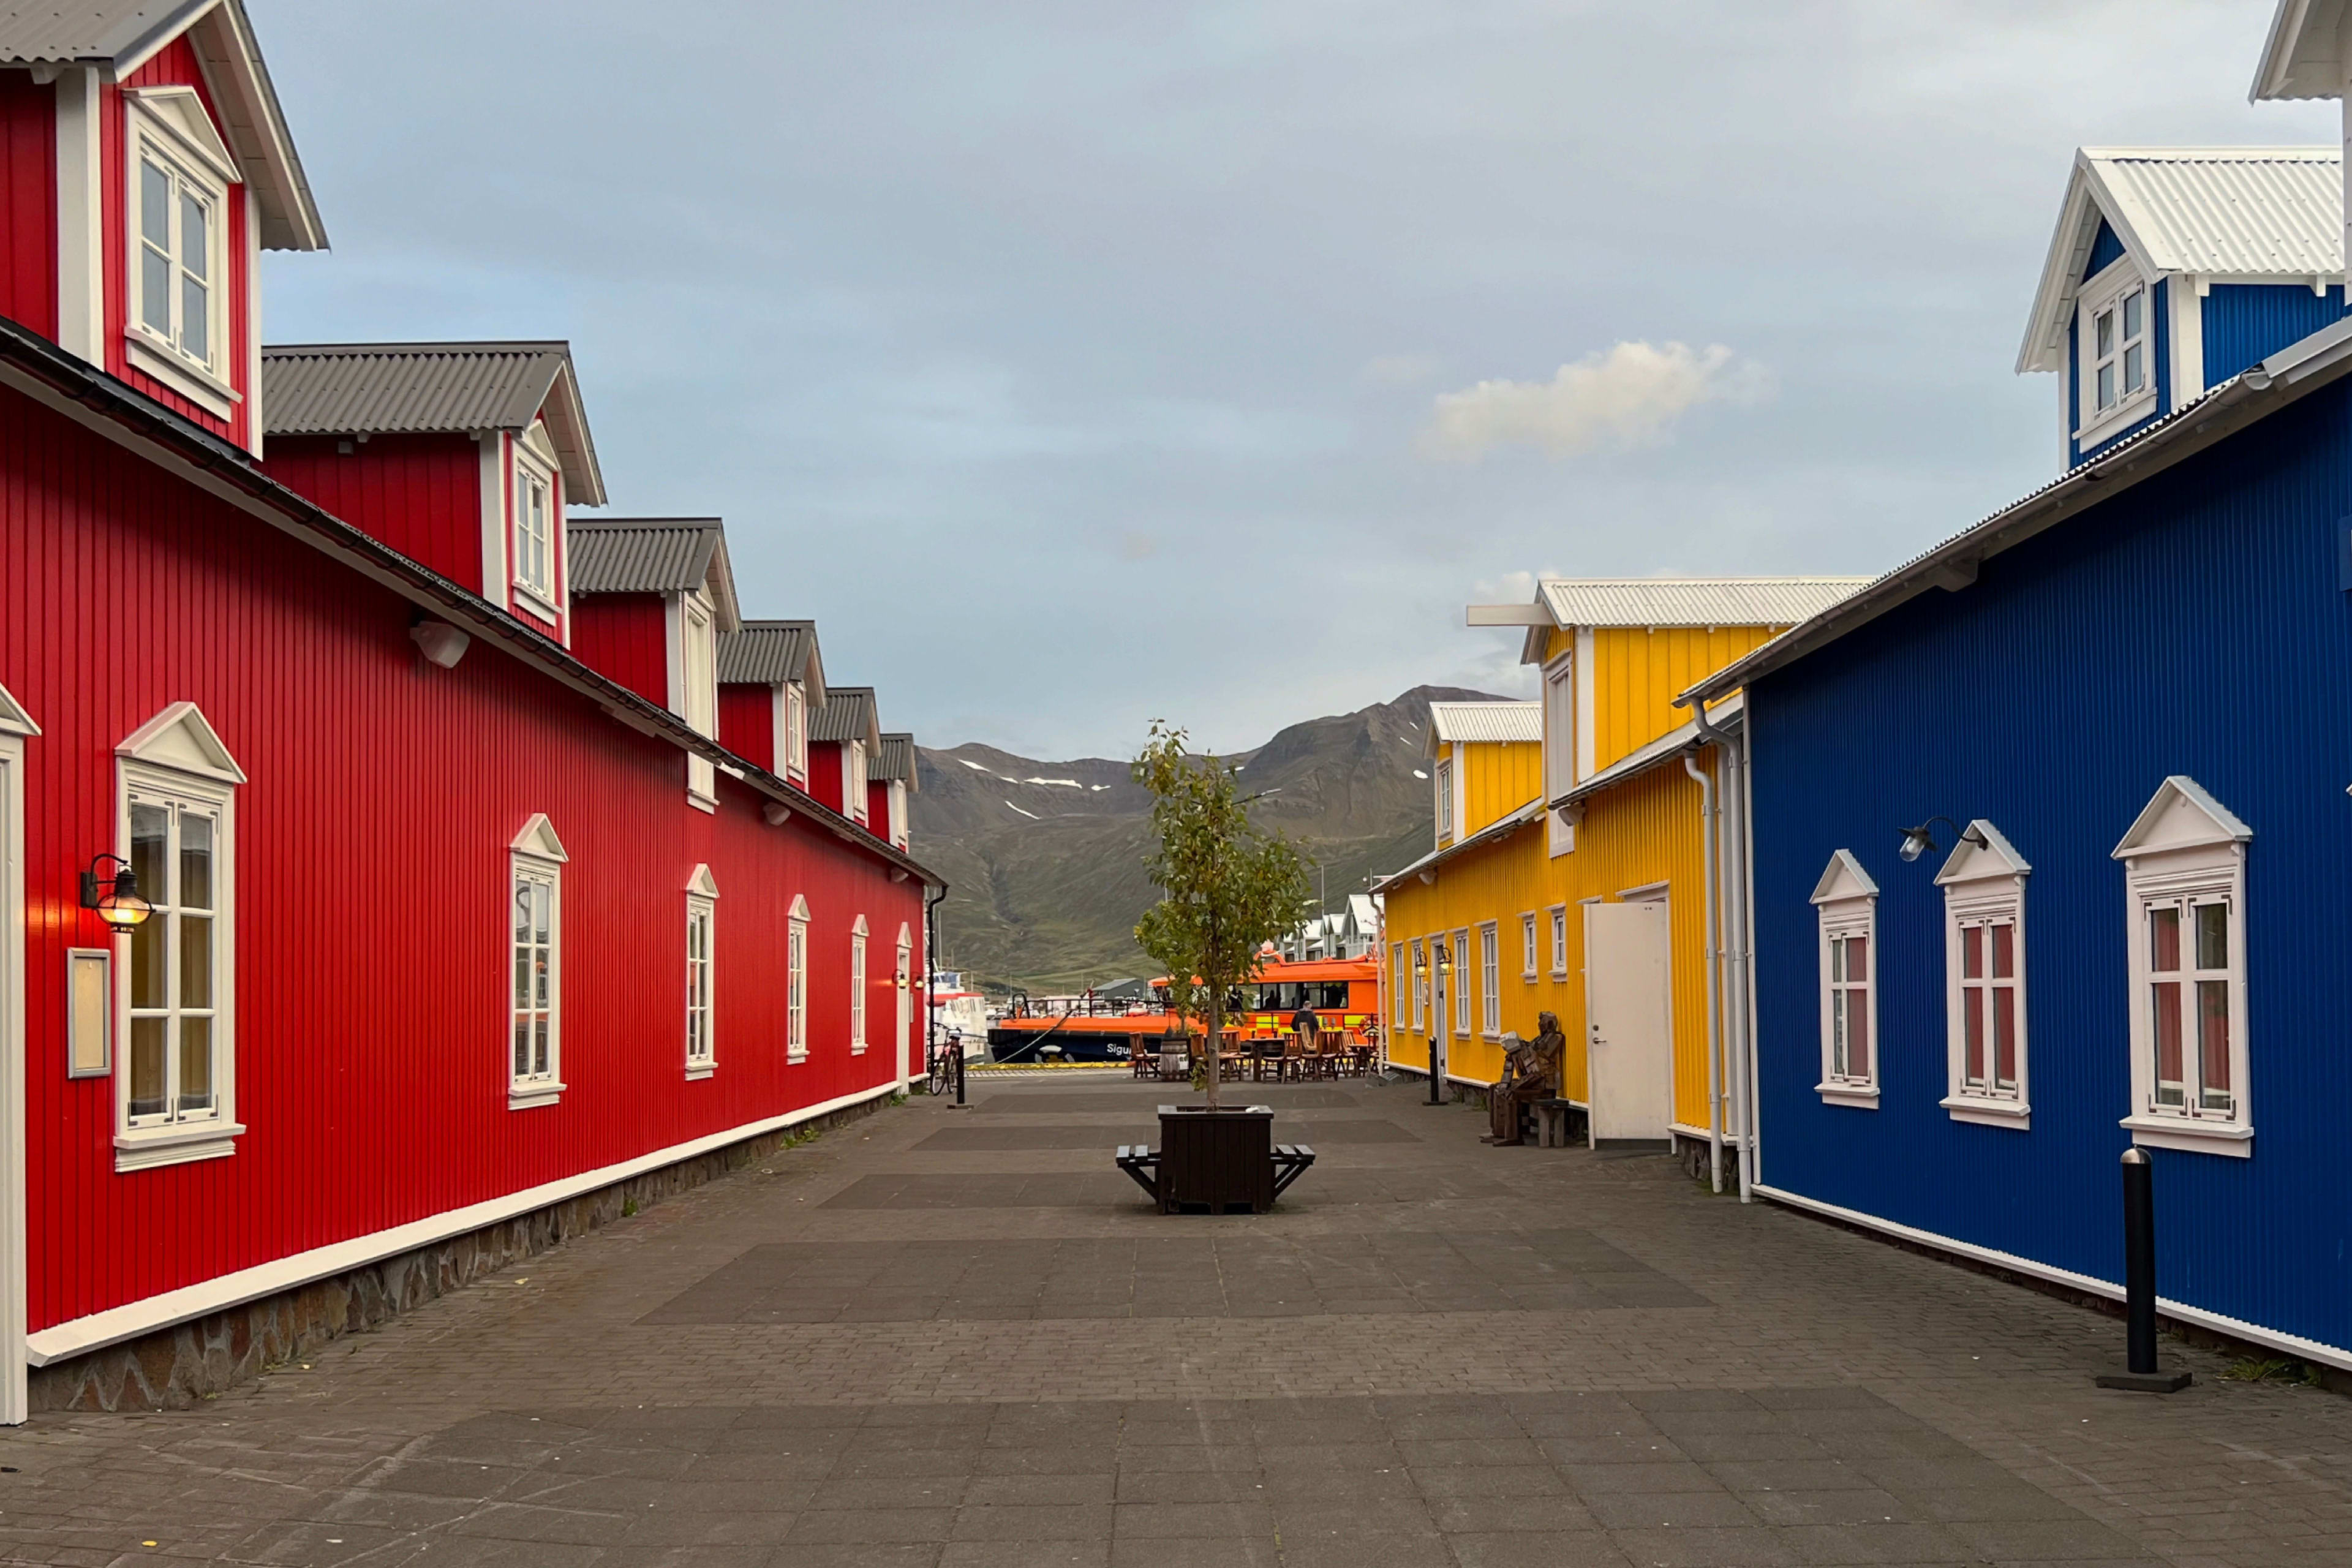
[257,1,2332,759]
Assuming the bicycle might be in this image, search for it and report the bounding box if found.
[925,1034,962,1097]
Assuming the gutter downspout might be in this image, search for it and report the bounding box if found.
[1721,721,1755,1202]
[1680,746,1724,1195]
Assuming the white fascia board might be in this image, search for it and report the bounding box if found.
[26,1079,903,1366]
[1464,603,1554,626]
[1756,1182,2352,1372]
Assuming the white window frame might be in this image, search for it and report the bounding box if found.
[684,864,718,1079]
[113,703,246,1171]
[1433,754,1455,845]
[2113,777,2252,1157]
[2077,257,2156,448]
[784,681,808,782]
[1543,650,1577,856]
[1478,922,1501,1036]
[1811,849,1879,1108]
[846,739,869,825]
[1520,913,1539,980]
[123,88,239,419]
[1410,939,1427,1033]
[787,894,810,1063]
[1391,943,1408,1028]
[673,589,718,810]
[1548,905,1569,978]
[510,428,559,620]
[1936,821,2031,1128]
[1452,929,1471,1037]
[889,778,909,850]
[850,914,869,1055]
[508,814,567,1109]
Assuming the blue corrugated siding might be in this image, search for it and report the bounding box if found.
[1749,375,2352,1355]
[2083,220,2126,280]
[2202,283,2350,389]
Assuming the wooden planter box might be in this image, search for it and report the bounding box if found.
[1157,1105,1273,1214]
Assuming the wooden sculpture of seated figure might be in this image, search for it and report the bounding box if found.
[1486,1010,1566,1145]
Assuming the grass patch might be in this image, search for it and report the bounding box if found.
[2222,1355,2321,1385]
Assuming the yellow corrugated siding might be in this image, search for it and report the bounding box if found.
[1463,741,1542,834]
[1381,756,1719,1129]
[1591,625,1783,773]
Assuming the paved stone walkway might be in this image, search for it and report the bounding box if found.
[3,1075,2350,1566]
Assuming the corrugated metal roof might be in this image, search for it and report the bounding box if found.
[2019,148,2340,373]
[1427,701,1542,747]
[811,687,878,747]
[262,342,605,502]
[567,519,741,627]
[1536,578,1870,628]
[2250,0,2343,102]
[716,620,812,685]
[874,733,916,785]
[0,1,206,64]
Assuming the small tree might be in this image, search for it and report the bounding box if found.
[1132,722,1312,1109]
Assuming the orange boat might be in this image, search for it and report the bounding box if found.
[987,953,1379,1063]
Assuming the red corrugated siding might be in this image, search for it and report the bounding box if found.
[1,383,922,1332]
[807,740,845,813]
[720,685,774,772]
[569,595,668,707]
[103,42,251,449]
[0,74,56,340]
[260,434,484,595]
[867,779,889,831]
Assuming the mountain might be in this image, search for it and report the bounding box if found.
[913,685,1510,992]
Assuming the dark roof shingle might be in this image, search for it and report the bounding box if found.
[810,687,878,747]
[874,733,916,788]
[717,620,823,701]
[567,518,740,627]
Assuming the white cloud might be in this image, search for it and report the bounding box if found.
[1419,341,1771,462]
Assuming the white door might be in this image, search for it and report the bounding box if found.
[894,937,913,1085]
[1584,900,1672,1144]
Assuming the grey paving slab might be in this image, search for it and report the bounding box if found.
[0,1074,2345,1567]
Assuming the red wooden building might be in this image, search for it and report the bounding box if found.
[0,1,938,1417]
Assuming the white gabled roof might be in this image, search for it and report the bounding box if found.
[1427,701,1542,750]
[2018,148,2341,374]
[2251,0,2348,102]
[1536,578,1869,630]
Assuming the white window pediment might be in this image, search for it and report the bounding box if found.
[851,913,869,937]
[0,679,38,737]
[124,87,239,187]
[118,701,244,784]
[788,893,811,921]
[2113,775,2250,864]
[511,812,569,862]
[1935,820,2031,888]
[1810,848,1879,907]
[519,418,559,469]
[685,862,719,899]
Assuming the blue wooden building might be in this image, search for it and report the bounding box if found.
[1683,130,2352,1365]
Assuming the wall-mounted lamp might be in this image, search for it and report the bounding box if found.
[890,869,909,883]
[78,853,153,933]
[763,802,793,826]
[410,619,471,669]
[1897,815,1986,864]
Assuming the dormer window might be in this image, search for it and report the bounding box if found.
[847,739,869,824]
[510,426,560,617]
[123,89,241,418]
[1434,756,1453,843]
[785,682,808,782]
[2078,262,2154,445]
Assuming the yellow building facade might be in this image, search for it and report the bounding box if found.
[1379,579,1868,1175]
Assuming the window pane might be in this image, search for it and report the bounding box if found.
[2198,978,2231,1106]
[1991,921,2014,981]
[514,881,534,943]
[1849,989,1869,1079]
[2122,341,2143,394]
[1992,986,2016,1088]
[2095,309,2114,357]
[130,906,166,1011]
[533,1018,549,1076]
[178,914,211,1008]
[141,160,171,244]
[181,275,208,362]
[1961,924,1981,980]
[2097,363,2115,409]
[513,1019,531,1077]
[178,813,212,910]
[533,882,551,944]
[1846,933,1866,976]
[2194,902,2228,971]
[2122,288,2142,340]
[1962,987,1983,1085]
[179,1016,212,1112]
[532,948,549,1010]
[1832,992,1848,1077]
[513,947,532,1011]
[1830,936,1845,984]
[179,192,208,282]
[2152,979,2184,1106]
[129,1019,165,1117]
[141,247,172,334]
[2148,907,2180,972]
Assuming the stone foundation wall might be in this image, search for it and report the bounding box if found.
[31,1091,897,1413]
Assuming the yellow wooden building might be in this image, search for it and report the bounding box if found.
[1378,578,1866,1188]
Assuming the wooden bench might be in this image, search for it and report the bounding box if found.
[1115,1144,1161,1200]
[1532,1099,1580,1148]
[1270,1143,1316,1199]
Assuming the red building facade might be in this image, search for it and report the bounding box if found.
[0,2,935,1419]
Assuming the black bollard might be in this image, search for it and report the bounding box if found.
[2096,1147,2191,1392]
[955,1042,966,1107]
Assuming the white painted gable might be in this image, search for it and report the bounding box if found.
[1934,820,2032,886]
[1810,848,1880,906]
[118,701,245,783]
[510,812,569,862]
[2112,776,2252,860]
[0,680,37,737]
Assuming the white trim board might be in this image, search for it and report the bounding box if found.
[1755,1182,2352,1373]
[26,1079,902,1367]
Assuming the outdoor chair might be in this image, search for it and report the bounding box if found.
[1129,1039,1155,1079]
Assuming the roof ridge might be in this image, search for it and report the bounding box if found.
[2080,145,2337,160]
[262,341,571,356]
